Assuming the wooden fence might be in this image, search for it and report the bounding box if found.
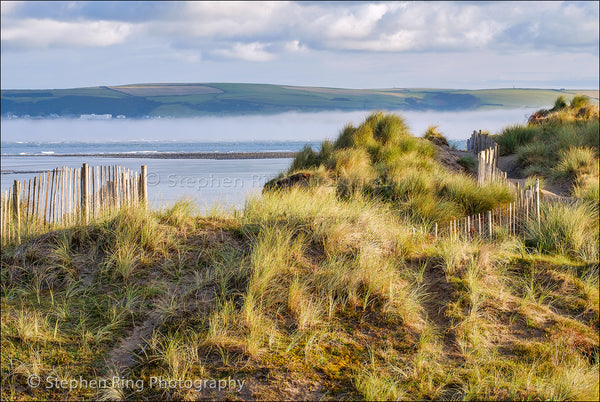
[435,130,543,240]
[467,130,496,154]
[1,164,147,246]
[467,130,509,185]
[477,145,508,185]
[435,180,540,240]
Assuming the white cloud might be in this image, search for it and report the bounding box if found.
[150,1,293,38]
[1,18,134,48]
[320,3,389,40]
[283,40,307,53]
[2,1,597,54]
[214,42,275,62]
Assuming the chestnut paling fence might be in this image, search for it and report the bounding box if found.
[0,131,570,246]
[434,182,541,241]
[434,130,544,240]
[467,130,509,185]
[1,163,147,245]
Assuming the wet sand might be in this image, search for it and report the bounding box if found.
[10,151,298,160]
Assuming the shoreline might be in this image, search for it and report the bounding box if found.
[2,151,298,160]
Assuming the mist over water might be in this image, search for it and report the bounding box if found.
[1,108,535,210]
[1,108,535,143]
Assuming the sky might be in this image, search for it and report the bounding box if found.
[1,1,598,90]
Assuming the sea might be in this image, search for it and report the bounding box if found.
[1,108,535,211]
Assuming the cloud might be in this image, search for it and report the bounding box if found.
[283,40,308,53]
[495,2,599,50]
[319,3,390,40]
[1,18,134,49]
[1,1,597,57]
[148,1,293,39]
[213,42,275,62]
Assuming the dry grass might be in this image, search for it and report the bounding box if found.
[1,110,598,400]
[1,192,598,400]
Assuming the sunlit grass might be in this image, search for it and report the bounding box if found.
[1,109,599,400]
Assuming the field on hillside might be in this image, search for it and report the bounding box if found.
[2,84,597,118]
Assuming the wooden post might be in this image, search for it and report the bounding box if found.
[467,215,471,237]
[81,163,89,223]
[116,166,120,209]
[121,171,127,206]
[91,166,95,218]
[477,151,482,184]
[525,190,531,220]
[34,175,40,221]
[57,168,62,225]
[42,171,50,225]
[12,180,21,243]
[74,168,79,219]
[493,143,498,168]
[31,177,37,222]
[512,202,516,235]
[48,169,55,224]
[487,210,492,238]
[95,165,100,216]
[68,168,73,223]
[508,203,512,236]
[486,149,490,181]
[113,165,117,209]
[52,168,58,224]
[25,178,31,223]
[140,165,148,209]
[101,166,106,209]
[53,168,59,224]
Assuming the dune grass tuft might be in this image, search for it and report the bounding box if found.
[524,201,599,262]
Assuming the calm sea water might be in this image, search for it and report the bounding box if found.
[1,109,534,210]
[0,140,323,156]
[0,155,292,211]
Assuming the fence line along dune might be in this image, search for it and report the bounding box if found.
[1,164,147,245]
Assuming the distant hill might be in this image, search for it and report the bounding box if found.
[1,83,598,118]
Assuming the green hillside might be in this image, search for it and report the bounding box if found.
[2,83,598,118]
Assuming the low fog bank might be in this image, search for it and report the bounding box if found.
[1,108,535,143]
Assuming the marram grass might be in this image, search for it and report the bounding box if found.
[1,111,599,401]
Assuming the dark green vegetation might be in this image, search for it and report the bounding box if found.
[2,83,598,118]
[1,112,598,401]
[493,96,599,202]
